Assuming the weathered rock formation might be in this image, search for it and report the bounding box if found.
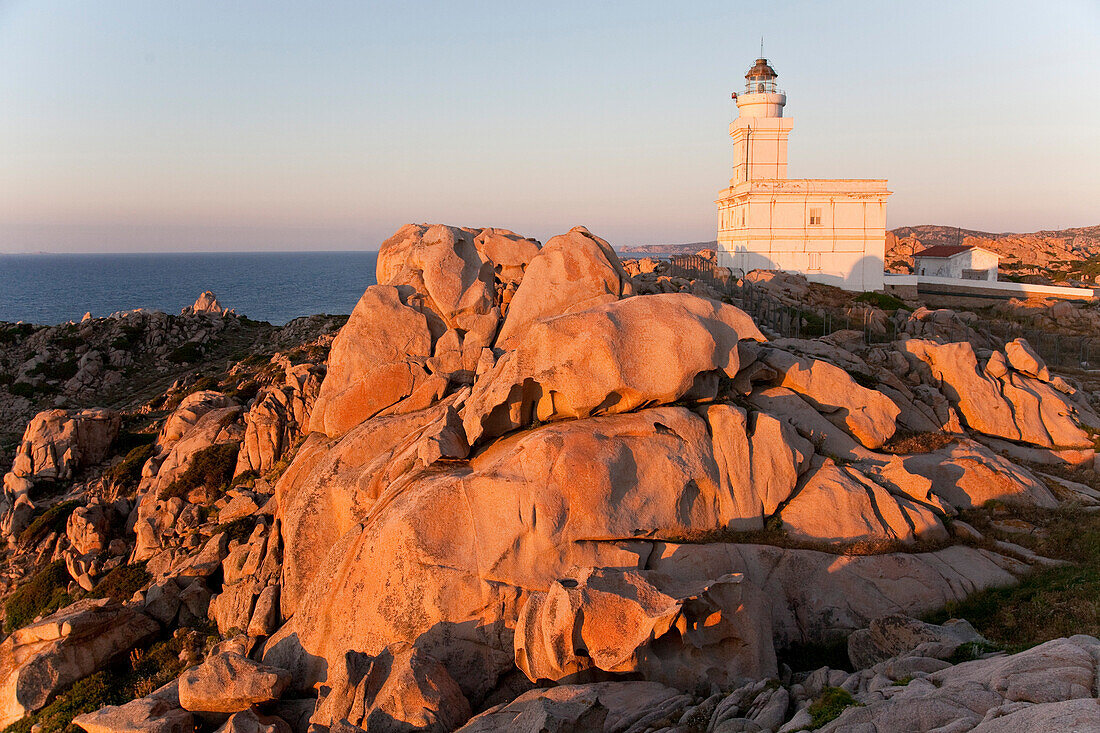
[257,223,1096,731]
[2,222,1098,733]
[178,652,292,713]
[0,408,120,540]
[8,408,120,482]
[237,359,324,476]
[0,599,158,727]
[184,291,226,316]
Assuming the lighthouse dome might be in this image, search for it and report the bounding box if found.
[745,58,778,81]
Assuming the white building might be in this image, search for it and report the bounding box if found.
[913,245,999,281]
[716,59,891,292]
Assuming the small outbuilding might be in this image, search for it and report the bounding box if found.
[913,245,999,281]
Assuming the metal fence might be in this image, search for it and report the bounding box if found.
[664,254,1017,351]
[976,320,1100,372]
[666,254,904,344]
[663,255,1100,369]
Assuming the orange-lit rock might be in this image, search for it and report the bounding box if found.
[513,566,775,689]
[309,285,439,438]
[495,226,632,348]
[463,293,764,446]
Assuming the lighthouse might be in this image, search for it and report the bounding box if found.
[729,59,792,183]
[716,58,891,292]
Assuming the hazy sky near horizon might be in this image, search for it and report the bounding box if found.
[1,0,1098,253]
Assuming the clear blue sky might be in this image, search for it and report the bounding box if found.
[1,0,1097,252]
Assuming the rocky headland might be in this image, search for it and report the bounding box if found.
[1,224,1100,732]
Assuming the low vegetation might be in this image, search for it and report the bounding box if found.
[17,500,80,549]
[8,382,36,399]
[167,342,203,364]
[29,358,79,382]
[112,429,157,455]
[212,515,255,544]
[947,640,1002,664]
[103,443,156,494]
[808,686,862,729]
[4,561,72,632]
[0,323,36,344]
[925,502,1100,652]
[158,442,239,501]
[110,324,145,350]
[854,291,906,311]
[881,430,956,455]
[2,672,114,733]
[89,563,150,603]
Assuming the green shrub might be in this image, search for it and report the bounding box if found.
[185,375,220,394]
[230,470,258,490]
[0,323,35,345]
[53,335,85,350]
[89,563,150,603]
[808,687,862,729]
[17,500,80,548]
[212,516,255,544]
[227,379,260,404]
[800,310,827,337]
[29,358,79,381]
[159,442,239,501]
[947,640,1001,664]
[167,342,203,364]
[854,291,906,311]
[103,444,155,494]
[124,635,190,697]
[4,561,72,632]
[113,429,156,454]
[9,382,35,399]
[110,324,144,350]
[240,353,271,366]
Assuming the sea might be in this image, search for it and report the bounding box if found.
[0,252,380,326]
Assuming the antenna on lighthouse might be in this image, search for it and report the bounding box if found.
[760,37,764,57]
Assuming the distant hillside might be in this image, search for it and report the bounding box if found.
[887,225,1100,271]
[626,225,1100,279]
[618,241,717,256]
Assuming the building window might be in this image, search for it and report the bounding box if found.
[808,252,821,271]
[808,207,822,226]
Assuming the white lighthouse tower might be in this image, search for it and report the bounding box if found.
[716,58,891,292]
[729,58,793,183]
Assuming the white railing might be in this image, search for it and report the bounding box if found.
[742,83,785,95]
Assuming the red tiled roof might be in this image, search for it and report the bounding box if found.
[912,245,975,259]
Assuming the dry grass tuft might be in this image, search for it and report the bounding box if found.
[880,430,956,455]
